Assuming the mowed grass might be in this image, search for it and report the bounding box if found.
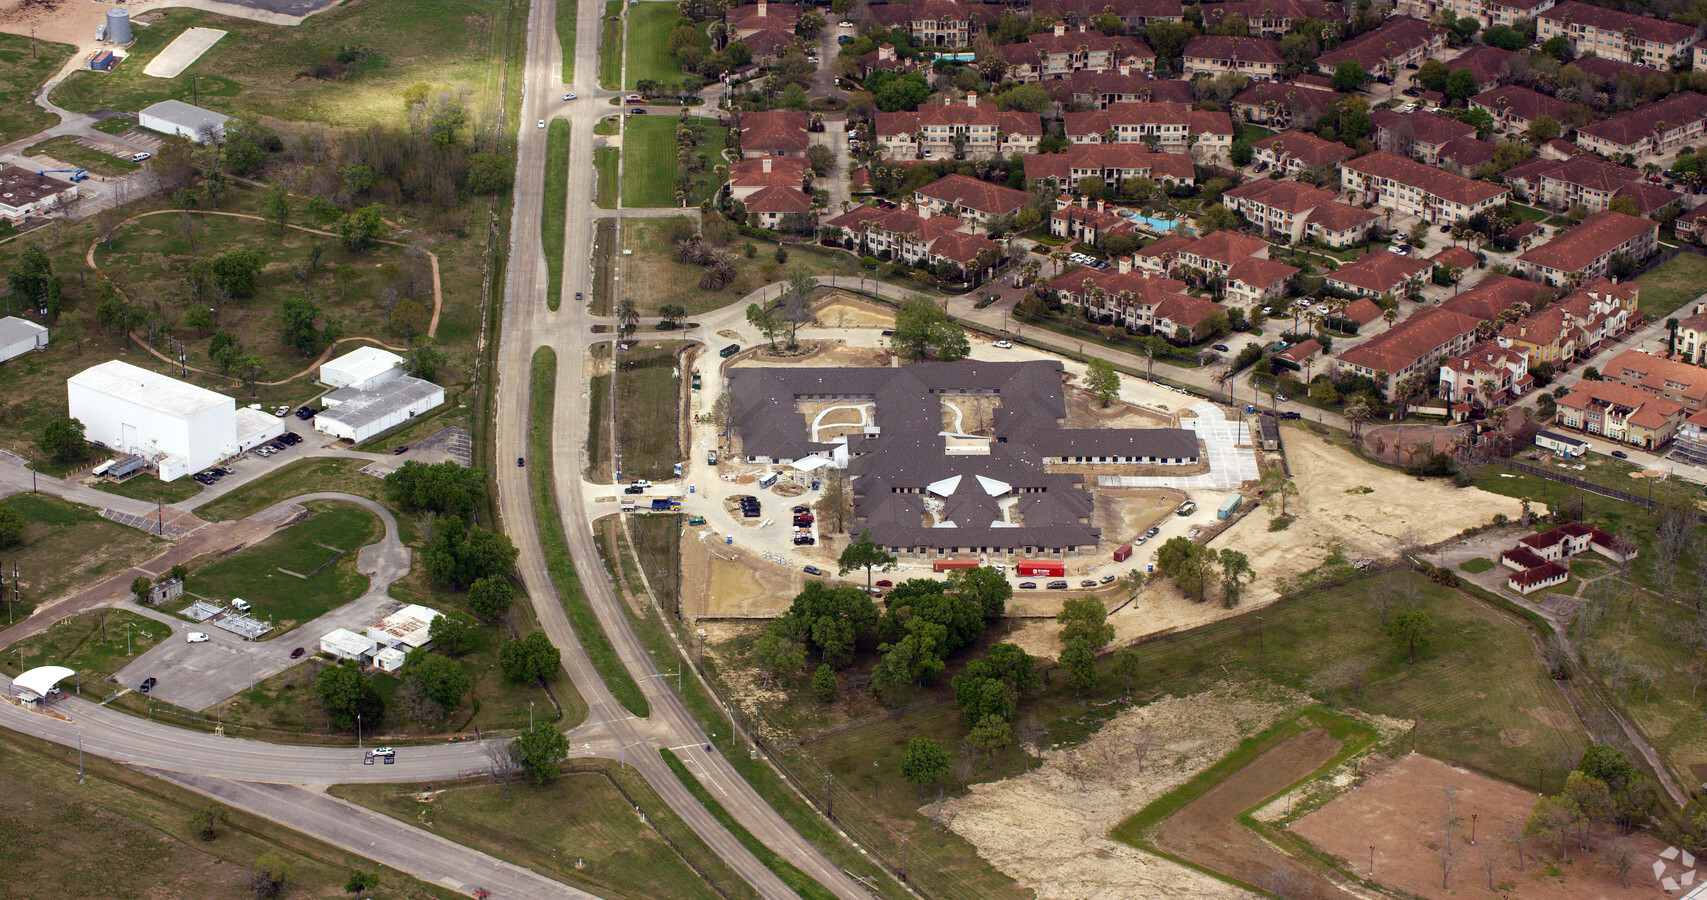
[0,728,448,900]
[334,763,755,900]
[22,135,140,176]
[1459,557,1495,574]
[184,500,381,633]
[1578,587,1707,789]
[595,146,619,208]
[615,341,683,480]
[191,458,382,521]
[620,219,864,316]
[624,2,689,89]
[51,0,526,127]
[94,473,204,504]
[0,33,76,144]
[558,0,577,80]
[0,494,166,609]
[660,750,836,900]
[1635,252,1707,318]
[543,119,571,311]
[619,115,726,208]
[599,0,625,90]
[0,609,165,686]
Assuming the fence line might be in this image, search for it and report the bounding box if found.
[1498,458,1659,509]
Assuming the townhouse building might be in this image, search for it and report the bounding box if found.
[870,0,999,47]
[1334,307,1482,398]
[1576,92,1707,158]
[1049,197,1138,245]
[1556,382,1685,448]
[1340,151,1511,225]
[1223,179,1379,248]
[1047,263,1229,340]
[1402,0,1555,29]
[1231,81,1339,128]
[912,174,1033,226]
[1325,251,1433,299]
[1469,86,1577,136]
[1023,144,1196,191]
[995,25,1155,81]
[873,95,1043,160]
[1181,35,1285,82]
[1372,109,1478,165]
[1501,155,1679,214]
[823,203,1000,273]
[1062,102,1233,153]
[1198,0,1346,36]
[1318,17,1448,75]
[1439,340,1533,407]
[1046,70,1194,109]
[1250,130,1355,181]
[1535,1,1699,68]
[1515,210,1657,286]
[1032,0,1185,31]
[1602,348,1707,411]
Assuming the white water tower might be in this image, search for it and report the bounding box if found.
[106,7,132,45]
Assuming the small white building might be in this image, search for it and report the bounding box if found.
[366,603,441,652]
[67,360,283,480]
[372,646,408,673]
[0,166,79,224]
[320,346,406,391]
[1536,430,1589,457]
[316,375,445,443]
[320,628,378,662]
[0,316,49,364]
[137,99,229,142]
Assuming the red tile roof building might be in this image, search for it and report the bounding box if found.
[870,0,999,47]
[1182,35,1285,81]
[1340,151,1510,225]
[1372,109,1478,165]
[823,203,999,274]
[1556,381,1686,448]
[1334,308,1482,397]
[1022,144,1196,192]
[1439,340,1532,406]
[912,174,1033,224]
[1439,273,1551,321]
[1200,0,1345,36]
[1602,348,1707,411]
[1469,86,1577,135]
[1250,131,1354,180]
[1222,179,1378,248]
[727,0,799,37]
[874,95,1044,160]
[1231,81,1339,128]
[1515,211,1657,287]
[1049,197,1138,245]
[1319,17,1448,73]
[1536,1,1700,68]
[995,25,1156,81]
[740,110,810,157]
[1045,70,1194,108]
[1577,92,1707,157]
[1325,251,1434,298]
[1063,102,1234,153]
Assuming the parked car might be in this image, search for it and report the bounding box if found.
[565,93,576,100]
[274,406,290,417]
[629,107,647,115]
[1612,450,1628,459]
[187,632,209,643]
[368,747,395,758]
[517,457,526,467]
[290,647,306,659]
[1212,344,1229,352]
[1100,574,1117,584]
[1146,526,1160,538]
[392,445,409,455]
[538,119,545,128]
[140,677,156,693]
[993,340,1012,349]
[296,406,316,418]
[792,506,810,514]
[1080,579,1097,588]
[1047,580,1069,590]
[803,565,823,575]
[1280,411,1303,420]
[875,579,893,587]
[1019,582,1037,590]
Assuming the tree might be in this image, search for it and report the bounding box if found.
[262,182,291,236]
[1387,610,1434,663]
[948,566,1011,620]
[280,296,341,356]
[0,502,23,550]
[131,576,152,603]
[250,854,291,898]
[208,331,242,373]
[407,339,446,381]
[1259,468,1297,518]
[511,722,570,785]
[344,872,381,898]
[426,613,472,657]
[499,631,561,683]
[1057,596,1114,650]
[1218,549,1253,608]
[402,650,471,711]
[812,663,837,702]
[1061,638,1097,694]
[1332,60,1368,92]
[967,714,1015,763]
[469,575,517,620]
[1444,68,1477,105]
[338,204,387,252]
[315,661,384,731]
[386,460,486,518]
[892,296,968,361]
[901,737,950,796]
[746,301,783,349]
[188,801,228,841]
[39,416,88,463]
[8,245,61,321]
[1526,115,1561,143]
[838,531,896,590]
[1085,357,1119,406]
[1111,646,1142,695]
[806,144,834,177]
[752,629,807,684]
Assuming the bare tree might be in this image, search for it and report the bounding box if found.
[1506,819,1525,872]
[483,738,521,800]
[1131,727,1157,776]
[1097,742,1123,784]
[1478,838,1509,890]
[1440,788,1460,890]
[1259,864,1308,900]
[1607,837,1637,888]
[1063,749,1087,792]
[929,791,958,848]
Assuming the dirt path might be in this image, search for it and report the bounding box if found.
[1155,728,1352,899]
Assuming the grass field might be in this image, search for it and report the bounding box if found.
[0,609,165,686]
[600,0,625,89]
[558,0,577,80]
[1578,585,1707,790]
[619,115,726,208]
[184,500,380,633]
[614,341,682,481]
[0,493,166,610]
[335,761,755,900]
[1636,252,1707,318]
[628,514,681,614]
[531,348,648,717]
[0,33,76,145]
[94,473,204,504]
[595,146,619,208]
[620,220,864,316]
[543,119,571,311]
[1459,557,1494,574]
[0,728,447,899]
[594,115,620,135]
[52,0,527,128]
[593,218,616,315]
[92,117,132,135]
[22,135,140,176]
[624,2,689,89]
[192,458,382,521]
[660,750,836,900]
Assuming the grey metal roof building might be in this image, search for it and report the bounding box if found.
[729,360,1200,556]
[316,375,445,443]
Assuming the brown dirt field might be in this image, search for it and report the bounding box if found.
[734,342,887,369]
[1064,387,1174,429]
[0,0,97,42]
[1219,426,1525,607]
[811,295,895,329]
[1093,489,1185,549]
[1155,728,1349,900]
[1362,423,1468,466]
[679,529,808,619]
[942,395,1000,435]
[1293,754,1665,900]
[942,685,1305,900]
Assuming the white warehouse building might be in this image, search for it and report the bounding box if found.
[67,360,284,480]
[320,346,406,391]
[0,316,49,364]
[137,99,229,142]
[316,375,444,443]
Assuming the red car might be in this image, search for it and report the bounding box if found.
[875,579,893,588]
[290,647,306,659]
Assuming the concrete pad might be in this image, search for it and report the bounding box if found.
[143,28,227,79]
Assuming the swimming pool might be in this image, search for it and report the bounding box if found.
[1119,211,1191,234]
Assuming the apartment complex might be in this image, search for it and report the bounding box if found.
[1340,151,1511,225]
[995,25,1156,81]
[1319,17,1448,74]
[1333,307,1482,397]
[1575,91,1707,158]
[1023,144,1196,191]
[1181,36,1285,81]
[1062,102,1234,152]
[1515,210,1657,286]
[1222,180,1379,248]
[873,95,1043,160]
[1535,2,1699,68]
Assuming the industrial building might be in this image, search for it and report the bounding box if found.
[317,604,442,672]
[137,99,229,142]
[320,628,378,663]
[0,166,80,224]
[0,316,49,364]
[315,375,445,443]
[67,360,285,480]
[320,346,406,391]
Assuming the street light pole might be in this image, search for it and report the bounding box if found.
[357,713,362,750]
[529,700,534,730]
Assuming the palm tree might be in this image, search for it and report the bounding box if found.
[1479,377,1497,406]
[617,297,640,333]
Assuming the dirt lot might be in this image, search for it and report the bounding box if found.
[1155,728,1348,900]
[733,341,888,370]
[1222,425,1525,607]
[1064,386,1174,429]
[1093,489,1185,550]
[940,685,1311,900]
[811,295,894,329]
[1362,423,1469,466]
[1294,754,1665,899]
[679,526,820,618]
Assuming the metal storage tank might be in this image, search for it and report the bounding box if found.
[105,8,132,45]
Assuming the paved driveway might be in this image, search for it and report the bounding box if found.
[1102,403,1259,491]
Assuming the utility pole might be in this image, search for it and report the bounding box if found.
[78,734,84,782]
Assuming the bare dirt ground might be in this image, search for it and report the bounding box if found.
[1155,728,1350,900]
[1064,386,1174,429]
[810,295,894,330]
[940,684,1314,900]
[735,341,887,369]
[1361,423,1469,466]
[1293,754,1666,899]
[1093,489,1184,549]
[0,0,93,42]
[679,527,812,618]
[1221,425,1524,606]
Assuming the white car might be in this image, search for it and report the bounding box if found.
[564,93,576,100]
[367,747,395,757]
[993,340,1012,349]
[186,632,209,643]
[538,119,546,128]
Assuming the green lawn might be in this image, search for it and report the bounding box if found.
[51,0,528,128]
[600,0,625,90]
[595,146,619,209]
[91,117,132,135]
[615,342,683,481]
[192,458,382,521]
[335,763,755,900]
[558,0,577,81]
[93,473,204,504]
[1509,203,1550,223]
[184,500,381,633]
[0,609,165,689]
[619,115,726,208]
[660,750,836,900]
[21,135,139,176]
[0,493,166,611]
[1459,557,1495,574]
[1635,252,1707,318]
[544,119,571,311]
[0,33,76,145]
[624,2,689,89]
[594,115,620,135]
[619,220,864,317]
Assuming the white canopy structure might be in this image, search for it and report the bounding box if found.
[13,665,74,701]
